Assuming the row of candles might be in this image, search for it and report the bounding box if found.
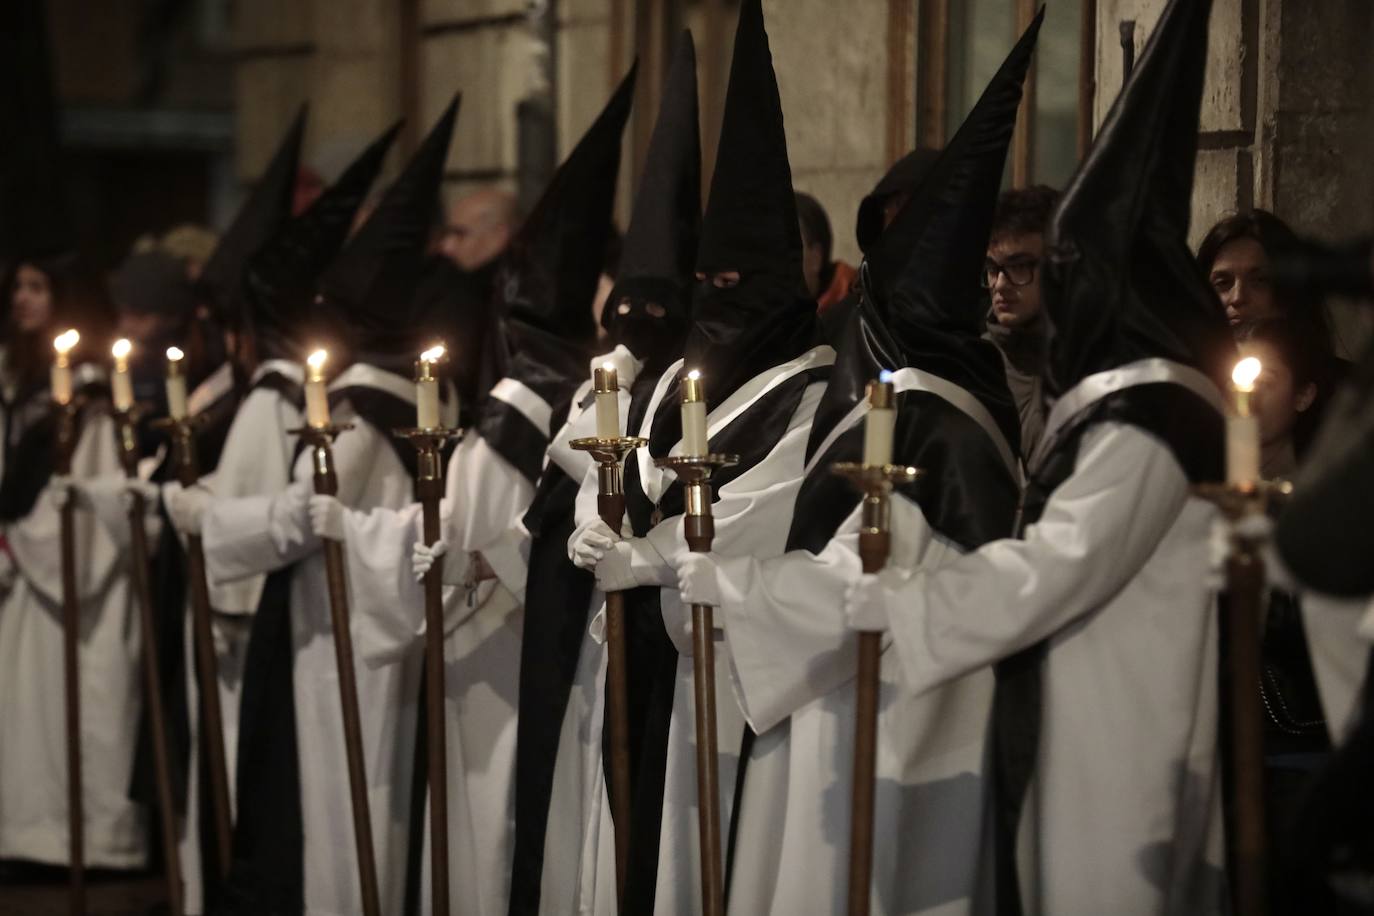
[50,331,1267,484]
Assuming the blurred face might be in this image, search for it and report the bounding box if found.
[801,241,825,299]
[439,194,515,272]
[985,232,1044,328]
[12,264,53,332]
[695,271,741,289]
[1241,339,1316,447]
[1210,237,1278,328]
[591,273,615,345]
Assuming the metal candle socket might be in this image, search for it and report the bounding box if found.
[831,463,923,551]
[288,423,357,495]
[654,454,740,549]
[1193,477,1291,916]
[570,435,648,497]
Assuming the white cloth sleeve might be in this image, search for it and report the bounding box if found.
[883,422,1192,697]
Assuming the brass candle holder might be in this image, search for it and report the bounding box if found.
[830,461,920,916]
[570,433,646,901]
[1193,477,1291,916]
[654,451,739,916]
[288,422,356,496]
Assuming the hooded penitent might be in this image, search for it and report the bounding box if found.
[317,95,459,372]
[601,32,700,375]
[786,8,1042,556]
[198,108,306,330]
[854,146,943,256]
[507,38,696,916]
[476,66,635,485]
[993,4,1230,913]
[244,120,401,363]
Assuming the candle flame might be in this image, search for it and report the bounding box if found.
[112,338,132,360]
[307,349,328,371]
[420,344,446,363]
[878,369,895,384]
[166,346,184,362]
[53,329,79,354]
[686,369,701,381]
[1232,356,1262,393]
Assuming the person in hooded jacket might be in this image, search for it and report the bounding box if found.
[844,1,1233,912]
[672,15,1039,913]
[566,4,836,912]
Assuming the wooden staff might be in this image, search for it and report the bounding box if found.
[570,433,646,904]
[655,453,738,916]
[163,417,234,878]
[394,428,460,916]
[298,423,381,916]
[833,457,920,916]
[54,400,84,916]
[114,408,184,916]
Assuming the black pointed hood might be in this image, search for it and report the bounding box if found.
[854,147,943,255]
[1042,0,1233,396]
[198,107,306,327]
[0,0,70,266]
[678,0,816,421]
[317,95,459,361]
[243,121,400,360]
[499,65,635,348]
[804,13,1040,467]
[603,32,699,372]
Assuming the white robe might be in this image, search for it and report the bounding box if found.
[202,364,422,916]
[174,359,299,914]
[574,346,834,916]
[0,402,146,868]
[881,416,1227,915]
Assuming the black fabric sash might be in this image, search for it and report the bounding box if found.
[250,368,304,408]
[506,466,597,916]
[619,363,829,914]
[328,385,420,480]
[989,382,1223,916]
[477,397,551,488]
[215,566,303,916]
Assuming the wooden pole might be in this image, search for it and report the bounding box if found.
[167,422,234,880]
[416,451,450,916]
[55,404,83,916]
[847,524,889,916]
[599,490,633,903]
[306,431,382,916]
[1226,543,1268,916]
[116,413,184,916]
[684,491,723,916]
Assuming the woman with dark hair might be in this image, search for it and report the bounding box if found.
[1197,208,1329,335]
[0,253,153,874]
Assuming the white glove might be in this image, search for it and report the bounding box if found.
[676,552,722,608]
[594,536,673,593]
[163,480,212,536]
[594,541,638,593]
[47,474,73,510]
[845,573,892,632]
[569,518,619,569]
[412,538,448,582]
[308,495,347,542]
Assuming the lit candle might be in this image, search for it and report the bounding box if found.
[416,344,444,429]
[111,338,134,411]
[1227,356,1262,485]
[305,349,331,428]
[165,347,188,421]
[680,369,708,457]
[863,372,896,466]
[51,329,79,406]
[593,362,620,439]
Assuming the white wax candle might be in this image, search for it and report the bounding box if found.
[165,347,188,420]
[594,363,619,439]
[111,339,134,411]
[680,370,708,457]
[305,349,331,427]
[416,345,444,428]
[1226,414,1260,485]
[51,330,78,405]
[862,378,896,466]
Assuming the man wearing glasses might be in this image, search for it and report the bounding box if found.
[983,184,1059,458]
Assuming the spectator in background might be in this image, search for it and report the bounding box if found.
[982,184,1059,457]
[796,191,856,312]
[439,187,520,272]
[1197,208,1345,449]
[293,165,325,216]
[591,226,623,347]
